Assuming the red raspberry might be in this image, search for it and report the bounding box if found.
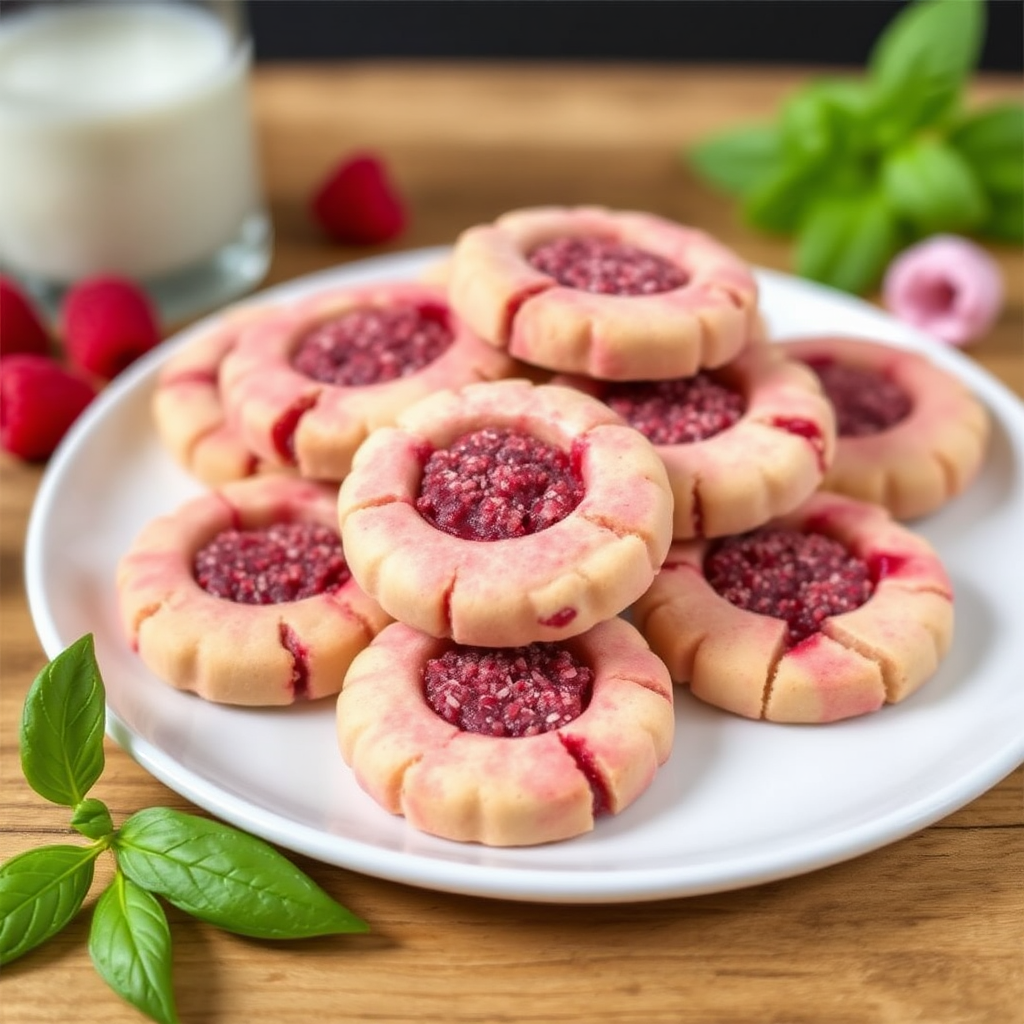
[0,354,97,461]
[1,276,51,358]
[61,276,161,380]
[310,152,407,245]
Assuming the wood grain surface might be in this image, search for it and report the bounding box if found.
[2,64,1021,1024]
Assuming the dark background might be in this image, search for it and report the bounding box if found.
[249,0,1023,72]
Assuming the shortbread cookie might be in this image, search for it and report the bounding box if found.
[633,492,954,724]
[219,282,519,481]
[338,377,673,646]
[153,306,284,485]
[784,335,990,520]
[336,616,674,846]
[557,343,836,539]
[117,476,391,706]
[447,205,760,380]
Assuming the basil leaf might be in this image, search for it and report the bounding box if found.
[0,844,99,965]
[90,873,179,1024]
[779,87,836,163]
[115,808,368,939]
[792,78,874,156]
[796,192,898,295]
[72,798,115,841]
[742,160,822,234]
[949,103,1024,196]
[882,136,989,233]
[868,0,985,139]
[742,150,874,237]
[20,633,105,807]
[779,78,872,164]
[687,123,785,197]
[981,192,1024,244]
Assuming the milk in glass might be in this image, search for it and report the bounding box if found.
[0,1,269,317]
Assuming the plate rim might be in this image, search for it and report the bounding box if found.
[23,247,1024,904]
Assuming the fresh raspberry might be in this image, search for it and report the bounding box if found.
[61,276,161,380]
[0,276,51,358]
[310,152,407,245]
[0,354,97,461]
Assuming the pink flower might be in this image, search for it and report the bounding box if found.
[882,235,1004,347]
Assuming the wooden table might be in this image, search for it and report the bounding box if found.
[2,64,1021,1024]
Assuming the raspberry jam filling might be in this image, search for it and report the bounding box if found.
[423,642,594,737]
[705,528,874,647]
[603,373,745,444]
[804,357,913,437]
[194,521,350,604]
[527,235,688,296]
[291,303,453,387]
[415,427,585,541]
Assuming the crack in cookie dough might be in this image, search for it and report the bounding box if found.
[820,623,904,705]
[932,449,959,504]
[760,646,785,721]
[761,416,829,474]
[578,508,653,555]
[690,476,705,537]
[441,573,457,635]
[278,622,310,700]
[271,392,320,465]
[128,601,164,642]
[558,733,611,815]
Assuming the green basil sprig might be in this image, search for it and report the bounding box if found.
[687,0,1023,294]
[0,635,368,1024]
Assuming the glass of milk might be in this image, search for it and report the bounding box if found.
[0,0,271,322]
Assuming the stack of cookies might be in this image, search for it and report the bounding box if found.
[119,204,988,847]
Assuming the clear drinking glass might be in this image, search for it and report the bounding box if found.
[0,0,271,322]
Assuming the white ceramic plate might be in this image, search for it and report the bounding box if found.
[25,248,1024,904]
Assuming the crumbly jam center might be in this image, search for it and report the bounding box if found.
[291,303,453,386]
[416,427,584,541]
[705,528,873,647]
[194,521,350,604]
[527,235,688,296]
[604,373,745,444]
[804,357,912,437]
[423,643,594,737]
